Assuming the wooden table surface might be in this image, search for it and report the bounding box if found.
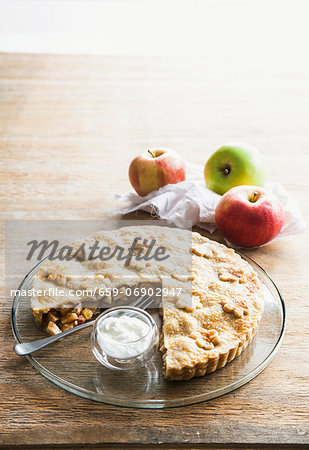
[0,53,308,448]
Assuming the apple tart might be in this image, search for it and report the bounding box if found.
[31,226,264,381]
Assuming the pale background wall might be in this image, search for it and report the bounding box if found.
[0,0,308,65]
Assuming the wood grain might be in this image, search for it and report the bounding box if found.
[0,53,308,448]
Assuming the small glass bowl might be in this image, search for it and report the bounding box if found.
[91,306,159,371]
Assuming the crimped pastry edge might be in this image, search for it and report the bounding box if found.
[162,323,259,381]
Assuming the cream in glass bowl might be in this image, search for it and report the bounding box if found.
[91,306,159,370]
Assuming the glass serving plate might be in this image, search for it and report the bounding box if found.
[11,254,285,409]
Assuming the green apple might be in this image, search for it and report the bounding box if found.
[204,143,266,195]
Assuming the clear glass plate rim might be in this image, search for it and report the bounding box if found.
[11,252,286,409]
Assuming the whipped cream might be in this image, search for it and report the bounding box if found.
[97,315,151,359]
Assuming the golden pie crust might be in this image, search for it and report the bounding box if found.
[31,226,264,381]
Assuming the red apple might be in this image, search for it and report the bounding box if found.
[215,185,284,247]
[128,148,186,196]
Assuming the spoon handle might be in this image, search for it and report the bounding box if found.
[13,320,94,356]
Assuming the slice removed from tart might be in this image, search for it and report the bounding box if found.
[30,226,264,380]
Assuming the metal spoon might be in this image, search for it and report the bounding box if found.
[14,295,154,356]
